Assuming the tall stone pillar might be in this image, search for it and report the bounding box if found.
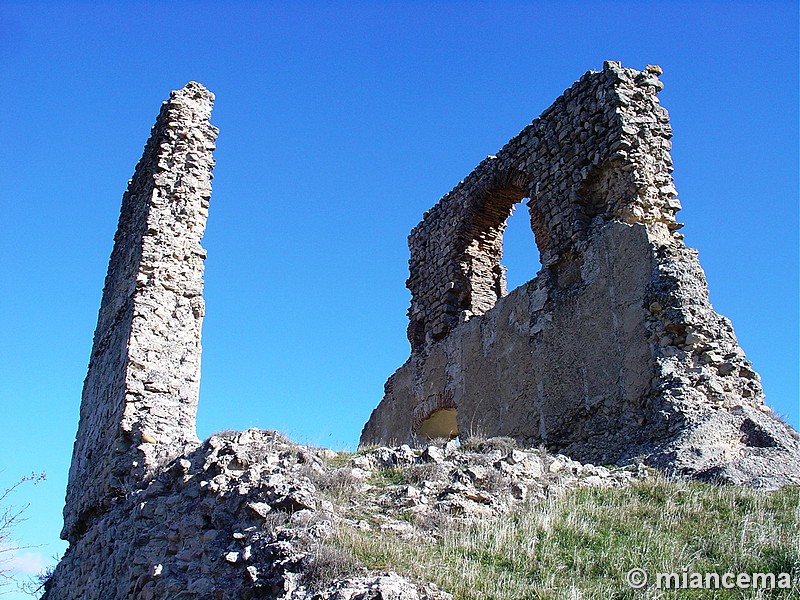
[62,82,218,543]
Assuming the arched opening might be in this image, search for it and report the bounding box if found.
[460,177,542,319]
[416,408,458,440]
[501,199,541,292]
[412,391,458,440]
[405,169,549,352]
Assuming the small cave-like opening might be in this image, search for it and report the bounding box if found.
[416,408,459,440]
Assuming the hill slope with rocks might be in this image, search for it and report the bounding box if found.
[42,431,800,598]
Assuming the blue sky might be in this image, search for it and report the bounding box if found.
[0,1,797,593]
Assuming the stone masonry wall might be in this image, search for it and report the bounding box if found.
[61,82,218,544]
[47,84,456,600]
[362,62,800,483]
[405,61,677,351]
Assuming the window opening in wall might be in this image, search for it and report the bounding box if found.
[501,199,541,292]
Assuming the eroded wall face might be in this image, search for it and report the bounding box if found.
[366,222,661,459]
[361,62,767,461]
[62,83,218,543]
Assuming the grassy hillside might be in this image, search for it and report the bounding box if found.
[327,476,799,599]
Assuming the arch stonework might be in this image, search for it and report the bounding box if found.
[411,390,458,433]
[360,62,770,466]
[403,62,678,355]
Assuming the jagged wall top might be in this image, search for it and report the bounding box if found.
[62,82,218,543]
[406,61,678,351]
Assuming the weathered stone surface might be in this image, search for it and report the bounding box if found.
[360,61,800,486]
[61,81,218,544]
[46,84,458,600]
[313,574,451,600]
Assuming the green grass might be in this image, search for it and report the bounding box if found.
[321,451,354,469]
[368,467,410,487]
[328,479,800,599]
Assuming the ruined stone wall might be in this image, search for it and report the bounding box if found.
[44,65,800,600]
[405,61,677,352]
[361,62,786,469]
[61,82,218,543]
[47,83,455,600]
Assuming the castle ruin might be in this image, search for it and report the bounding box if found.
[360,61,800,482]
[43,63,800,599]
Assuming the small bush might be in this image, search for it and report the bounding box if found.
[405,464,445,485]
[0,472,46,594]
[322,452,355,469]
[212,429,239,440]
[475,468,509,495]
[314,468,362,500]
[457,436,485,453]
[412,507,453,533]
[261,510,290,534]
[20,563,56,596]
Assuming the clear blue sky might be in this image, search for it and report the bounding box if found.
[0,1,797,593]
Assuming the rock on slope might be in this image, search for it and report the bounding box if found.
[42,431,647,599]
